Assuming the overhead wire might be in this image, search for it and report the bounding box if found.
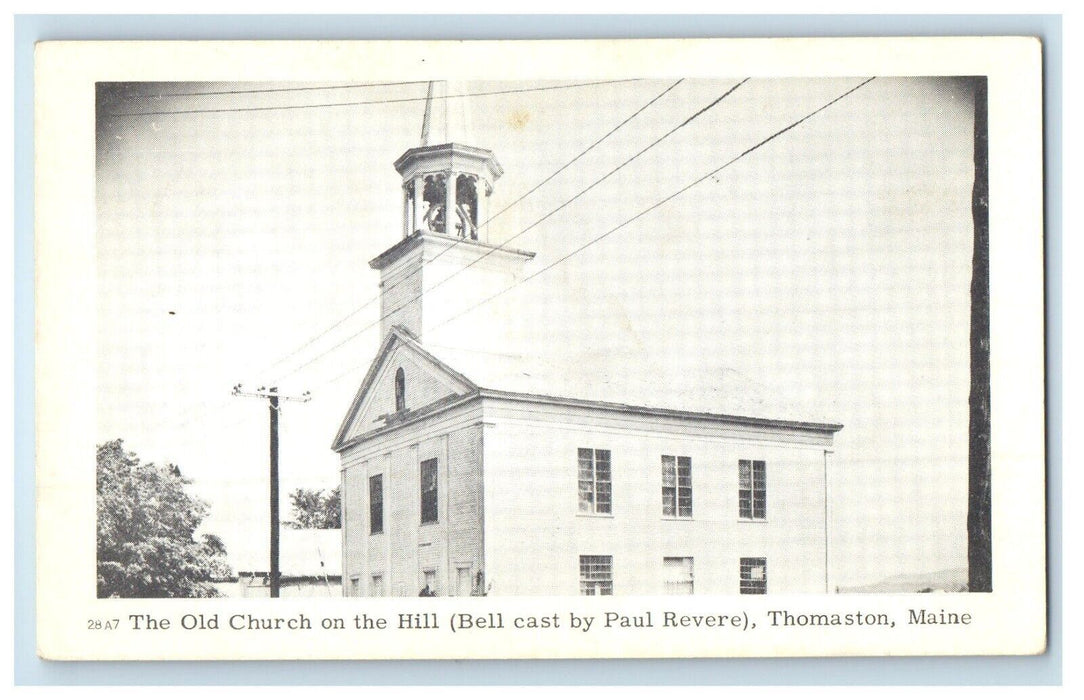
[141,76,876,433]
[107,79,642,117]
[123,80,432,99]
[313,77,877,391]
[140,78,675,433]
[270,78,750,383]
[434,78,878,332]
[249,79,685,381]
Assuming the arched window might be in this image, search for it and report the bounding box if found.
[421,175,446,233]
[394,367,406,412]
[455,174,479,240]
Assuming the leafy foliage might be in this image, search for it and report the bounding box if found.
[96,440,231,598]
[284,487,341,529]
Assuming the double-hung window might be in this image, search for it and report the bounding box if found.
[662,455,693,517]
[420,458,438,524]
[579,555,613,595]
[740,557,767,594]
[663,556,694,594]
[369,474,383,534]
[578,448,612,514]
[739,459,766,520]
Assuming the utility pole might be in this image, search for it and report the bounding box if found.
[967,78,992,593]
[232,384,311,598]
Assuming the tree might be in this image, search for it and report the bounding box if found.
[96,439,231,598]
[200,533,234,581]
[284,486,341,529]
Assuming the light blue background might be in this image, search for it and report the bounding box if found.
[13,13,1062,686]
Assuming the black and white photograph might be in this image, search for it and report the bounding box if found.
[35,38,1046,659]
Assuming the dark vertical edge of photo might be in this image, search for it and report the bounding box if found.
[967,76,991,594]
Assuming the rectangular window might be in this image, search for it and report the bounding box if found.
[579,555,613,596]
[422,568,437,596]
[739,459,767,520]
[369,474,383,534]
[740,557,767,594]
[663,556,694,595]
[420,458,438,524]
[370,574,385,597]
[662,455,693,517]
[350,576,361,596]
[577,448,612,514]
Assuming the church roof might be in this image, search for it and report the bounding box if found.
[423,339,841,431]
[333,326,841,451]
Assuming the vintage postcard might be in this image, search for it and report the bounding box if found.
[35,38,1045,660]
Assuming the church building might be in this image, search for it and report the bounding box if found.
[332,84,842,597]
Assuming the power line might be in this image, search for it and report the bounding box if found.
[478,79,687,232]
[271,78,749,383]
[314,77,876,390]
[250,79,685,381]
[132,79,677,434]
[123,80,431,99]
[108,79,641,117]
[416,78,748,289]
[434,78,878,330]
[144,77,875,434]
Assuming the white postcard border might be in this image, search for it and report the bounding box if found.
[34,37,1046,661]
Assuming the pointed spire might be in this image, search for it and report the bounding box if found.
[415,81,473,147]
[420,81,435,146]
[395,80,502,242]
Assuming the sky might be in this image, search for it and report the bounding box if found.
[96,77,978,587]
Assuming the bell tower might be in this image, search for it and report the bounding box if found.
[394,81,501,243]
[370,81,535,346]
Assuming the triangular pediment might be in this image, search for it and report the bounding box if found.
[331,327,478,451]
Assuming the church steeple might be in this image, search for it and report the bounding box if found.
[370,81,534,346]
[419,81,435,146]
[394,81,502,243]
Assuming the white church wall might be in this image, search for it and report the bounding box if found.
[371,233,534,355]
[481,399,832,596]
[339,400,485,597]
[341,460,369,595]
[378,246,425,339]
[419,242,532,353]
[446,423,485,596]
